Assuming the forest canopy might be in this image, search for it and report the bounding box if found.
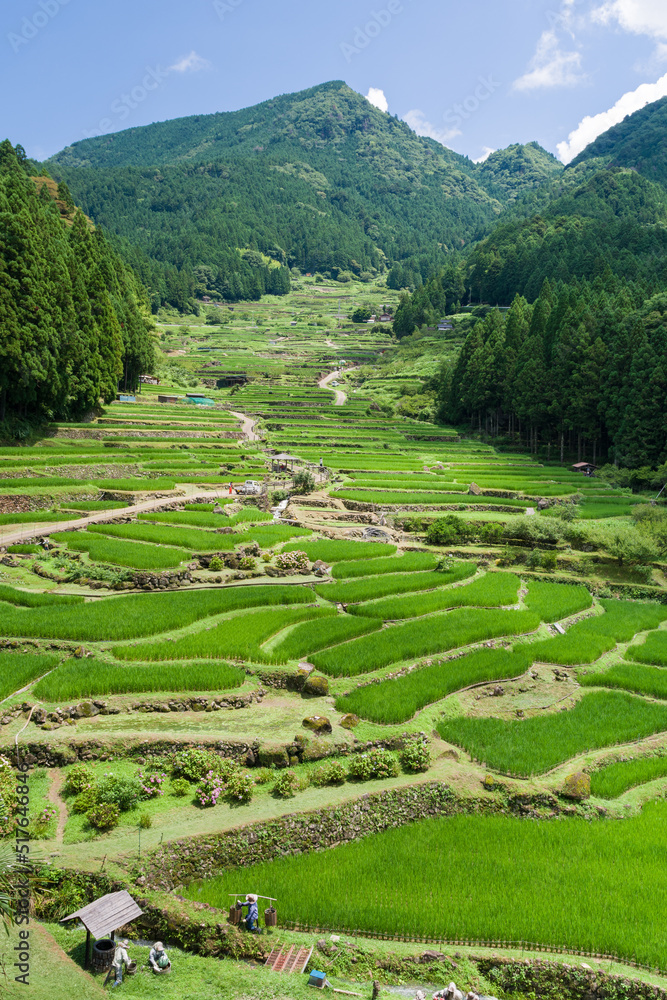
[0,140,155,427]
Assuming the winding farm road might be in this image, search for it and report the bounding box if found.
[229,410,260,441]
[0,486,238,548]
[318,369,356,406]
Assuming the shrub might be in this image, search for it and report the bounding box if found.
[272,770,300,798]
[30,804,57,838]
[139,812,152,829]
[170,778,190,797]
[138,771,167,799]
[293,471,315,494]
[239,556,256,570]
[401,740,431,773]
[63,764,95,796]
[311,759,348,787]
[96,774,141,812]
[253,768,274,785]
[172,748,221,782]
[426,515,473,546]
[274,550,310,574]
[209,556,223,571]
[348,748,399,781]
[226,771,255,803]
[196,771,225,807]
[86,802,120,831]
[73,785,99,814]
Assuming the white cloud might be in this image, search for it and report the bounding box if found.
[593,1,667,40]
[474,146,497,163]
[557,69,667,161]
[403,108,461,146]
[365,87,388,113]
[513,29,585,91]
[169,51,210,73]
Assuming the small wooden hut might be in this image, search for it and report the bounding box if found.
[60,890,143,969]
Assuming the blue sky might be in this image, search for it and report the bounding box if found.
[3,0,667,163]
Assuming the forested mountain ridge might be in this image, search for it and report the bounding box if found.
[570,94,667,188]
[0,141,155,427]
[464,168,667,302]
[45,81,560,309]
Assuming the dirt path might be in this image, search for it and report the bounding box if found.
[229,410,259,441]
[47,768,68,843]
[0,485,237,548]
[318,369,353,406]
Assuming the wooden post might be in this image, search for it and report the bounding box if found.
[85,929,91,969]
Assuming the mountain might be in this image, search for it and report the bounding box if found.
[477,142,563,201]
[570,95,667,188]
[45,81,558,310]
[465,167,667,303]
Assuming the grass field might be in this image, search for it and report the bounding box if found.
[349,571,520,620]
[311,608,540,677]
[438,690,667,774]
[336,648,531,724]
[0,651,61,700]
[33,658,245,700]
[315,564,475,605]
[50,531,191,569]
[580,661,667,700]
[0,585,312,641]
[183,801,667,969]
[590,756,667,799]
[331,550,439,578]
[524,580,592,623]
[283,539,397,562]
[0,585,83,608]
[114,604,333,661]
[527,600,667,665]
[627,630,667,666]
[268,614,382,663]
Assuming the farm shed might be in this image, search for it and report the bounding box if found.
[60,890,143,969]
[271,453,303,472]
[572,462,597,476]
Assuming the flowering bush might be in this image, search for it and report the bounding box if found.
[30,804,57,838]
[311,759,348,787]
[170,778,191,797]
[97,773,140,812]
[348,748,399,781]
[172,747,221,782]
[86,802,120,831]
[73,784,99,814]
[272,770,300,798]
[225,771,255,803]
[401,740,431,773]
[274,550,309,575]
[63,763,95,796]
[195,771,225,808]
[138,770,167,799]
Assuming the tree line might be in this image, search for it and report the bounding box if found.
[0,141,155,429]
[433,276,667,469]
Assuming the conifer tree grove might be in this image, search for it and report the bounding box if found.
[0,140,155,426]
